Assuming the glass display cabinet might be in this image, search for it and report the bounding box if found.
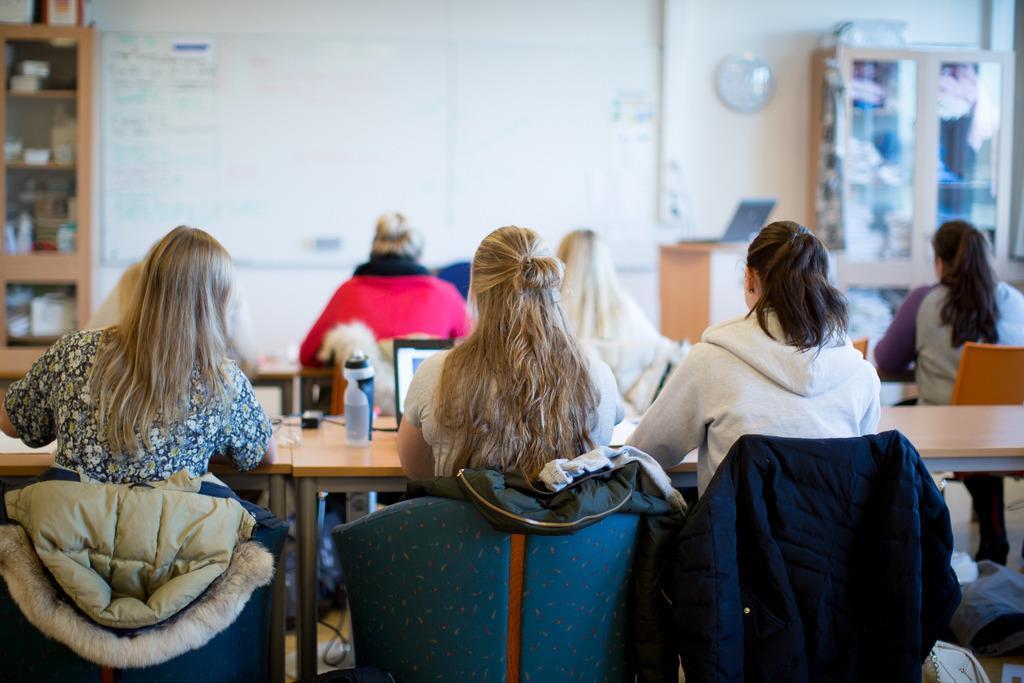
[810,46,1017,343]
[0,25,92,375]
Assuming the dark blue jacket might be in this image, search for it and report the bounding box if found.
[671,431,960,683]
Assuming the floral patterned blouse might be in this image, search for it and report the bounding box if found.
[3,330,272,483]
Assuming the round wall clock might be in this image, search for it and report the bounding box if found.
[715,53,775,113]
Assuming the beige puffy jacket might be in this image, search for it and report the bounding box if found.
[0,467,277,668]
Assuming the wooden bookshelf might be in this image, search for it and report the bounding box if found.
[6,161,75,170]
[7,334,61,347]
[7,89,76,99]
[0,25,93,375]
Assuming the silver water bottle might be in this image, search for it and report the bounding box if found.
[343,351,374,446]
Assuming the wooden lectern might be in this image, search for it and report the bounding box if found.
[659,243,749,343]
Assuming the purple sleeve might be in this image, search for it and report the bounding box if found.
[874,285,934,372]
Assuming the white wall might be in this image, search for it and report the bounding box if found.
[662,0,985,240]
[87,0,662,359]
[88,0,987,359]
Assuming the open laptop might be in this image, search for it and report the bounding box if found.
[393,338,454,424]
[681,198,776,244]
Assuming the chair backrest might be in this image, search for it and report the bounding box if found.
[950,342,1024,405]
[852,337,868,360]
[335,497,639,682]
[436,261,471,300]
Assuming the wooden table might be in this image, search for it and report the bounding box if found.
[290,420,403,681]
[0,442,293,683]
[286,405,1024,681]
[663,405,1024,485]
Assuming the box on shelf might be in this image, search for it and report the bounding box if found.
[0,0,33,24]
[16,60,50,78]
[44,0,81,26]
[30,292,74,337]
[23,148,52,164]
[10,74,42,92]
[51,105,76,163]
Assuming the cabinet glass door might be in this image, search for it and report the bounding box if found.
[845,59,917,262]
[935,62,1002,247]
[3,38,80,256]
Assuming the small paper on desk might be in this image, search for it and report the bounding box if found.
[0,433,52,454]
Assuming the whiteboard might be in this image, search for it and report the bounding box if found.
[102,32,658,268]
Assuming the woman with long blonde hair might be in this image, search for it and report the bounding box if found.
[87,259,259,377]
[1,226,275,483]
[398,226,623,478]
[558,228,689,415]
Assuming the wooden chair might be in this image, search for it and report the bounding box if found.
[852,337,869,360]
[948,343,1024,556]
[950,342,1024,405]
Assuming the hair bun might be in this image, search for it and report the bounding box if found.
[518,253,562,291]
[372,212,423,261]
[375,212,408,240]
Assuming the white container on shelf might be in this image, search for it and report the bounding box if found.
[10,74,41,92]
[30,293,74,337]
[56,222,76,253]
[23,148,51,164]
[16,211,32,254]
[16,60,49,77]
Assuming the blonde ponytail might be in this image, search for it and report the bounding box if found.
[435,226,597,475]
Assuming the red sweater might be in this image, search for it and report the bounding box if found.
[300,275,470,366]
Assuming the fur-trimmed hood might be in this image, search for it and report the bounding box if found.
[0,524,274,669]
[4,469,260,630]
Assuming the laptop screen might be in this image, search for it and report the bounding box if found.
[393,339,454,422]
[721,199,776,242]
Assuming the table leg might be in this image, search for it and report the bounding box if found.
[268,474,286,683]
[291,375,301,416]
[296,477,319,682]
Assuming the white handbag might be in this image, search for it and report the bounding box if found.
[922,641,990,683]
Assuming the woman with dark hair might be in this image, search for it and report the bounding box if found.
[629,221,880,494]
[876,220,1024,403]
[876,220,1024,563]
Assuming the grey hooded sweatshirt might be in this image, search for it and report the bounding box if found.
[628,313,881,494]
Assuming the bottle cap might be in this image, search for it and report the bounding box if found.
[344,351,371,370]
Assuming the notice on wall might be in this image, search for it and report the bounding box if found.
[103,34,222,263]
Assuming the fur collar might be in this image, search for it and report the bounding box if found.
[0,524,275,669]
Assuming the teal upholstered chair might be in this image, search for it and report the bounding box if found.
[334,497,641,681]
[0,518,288,683]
